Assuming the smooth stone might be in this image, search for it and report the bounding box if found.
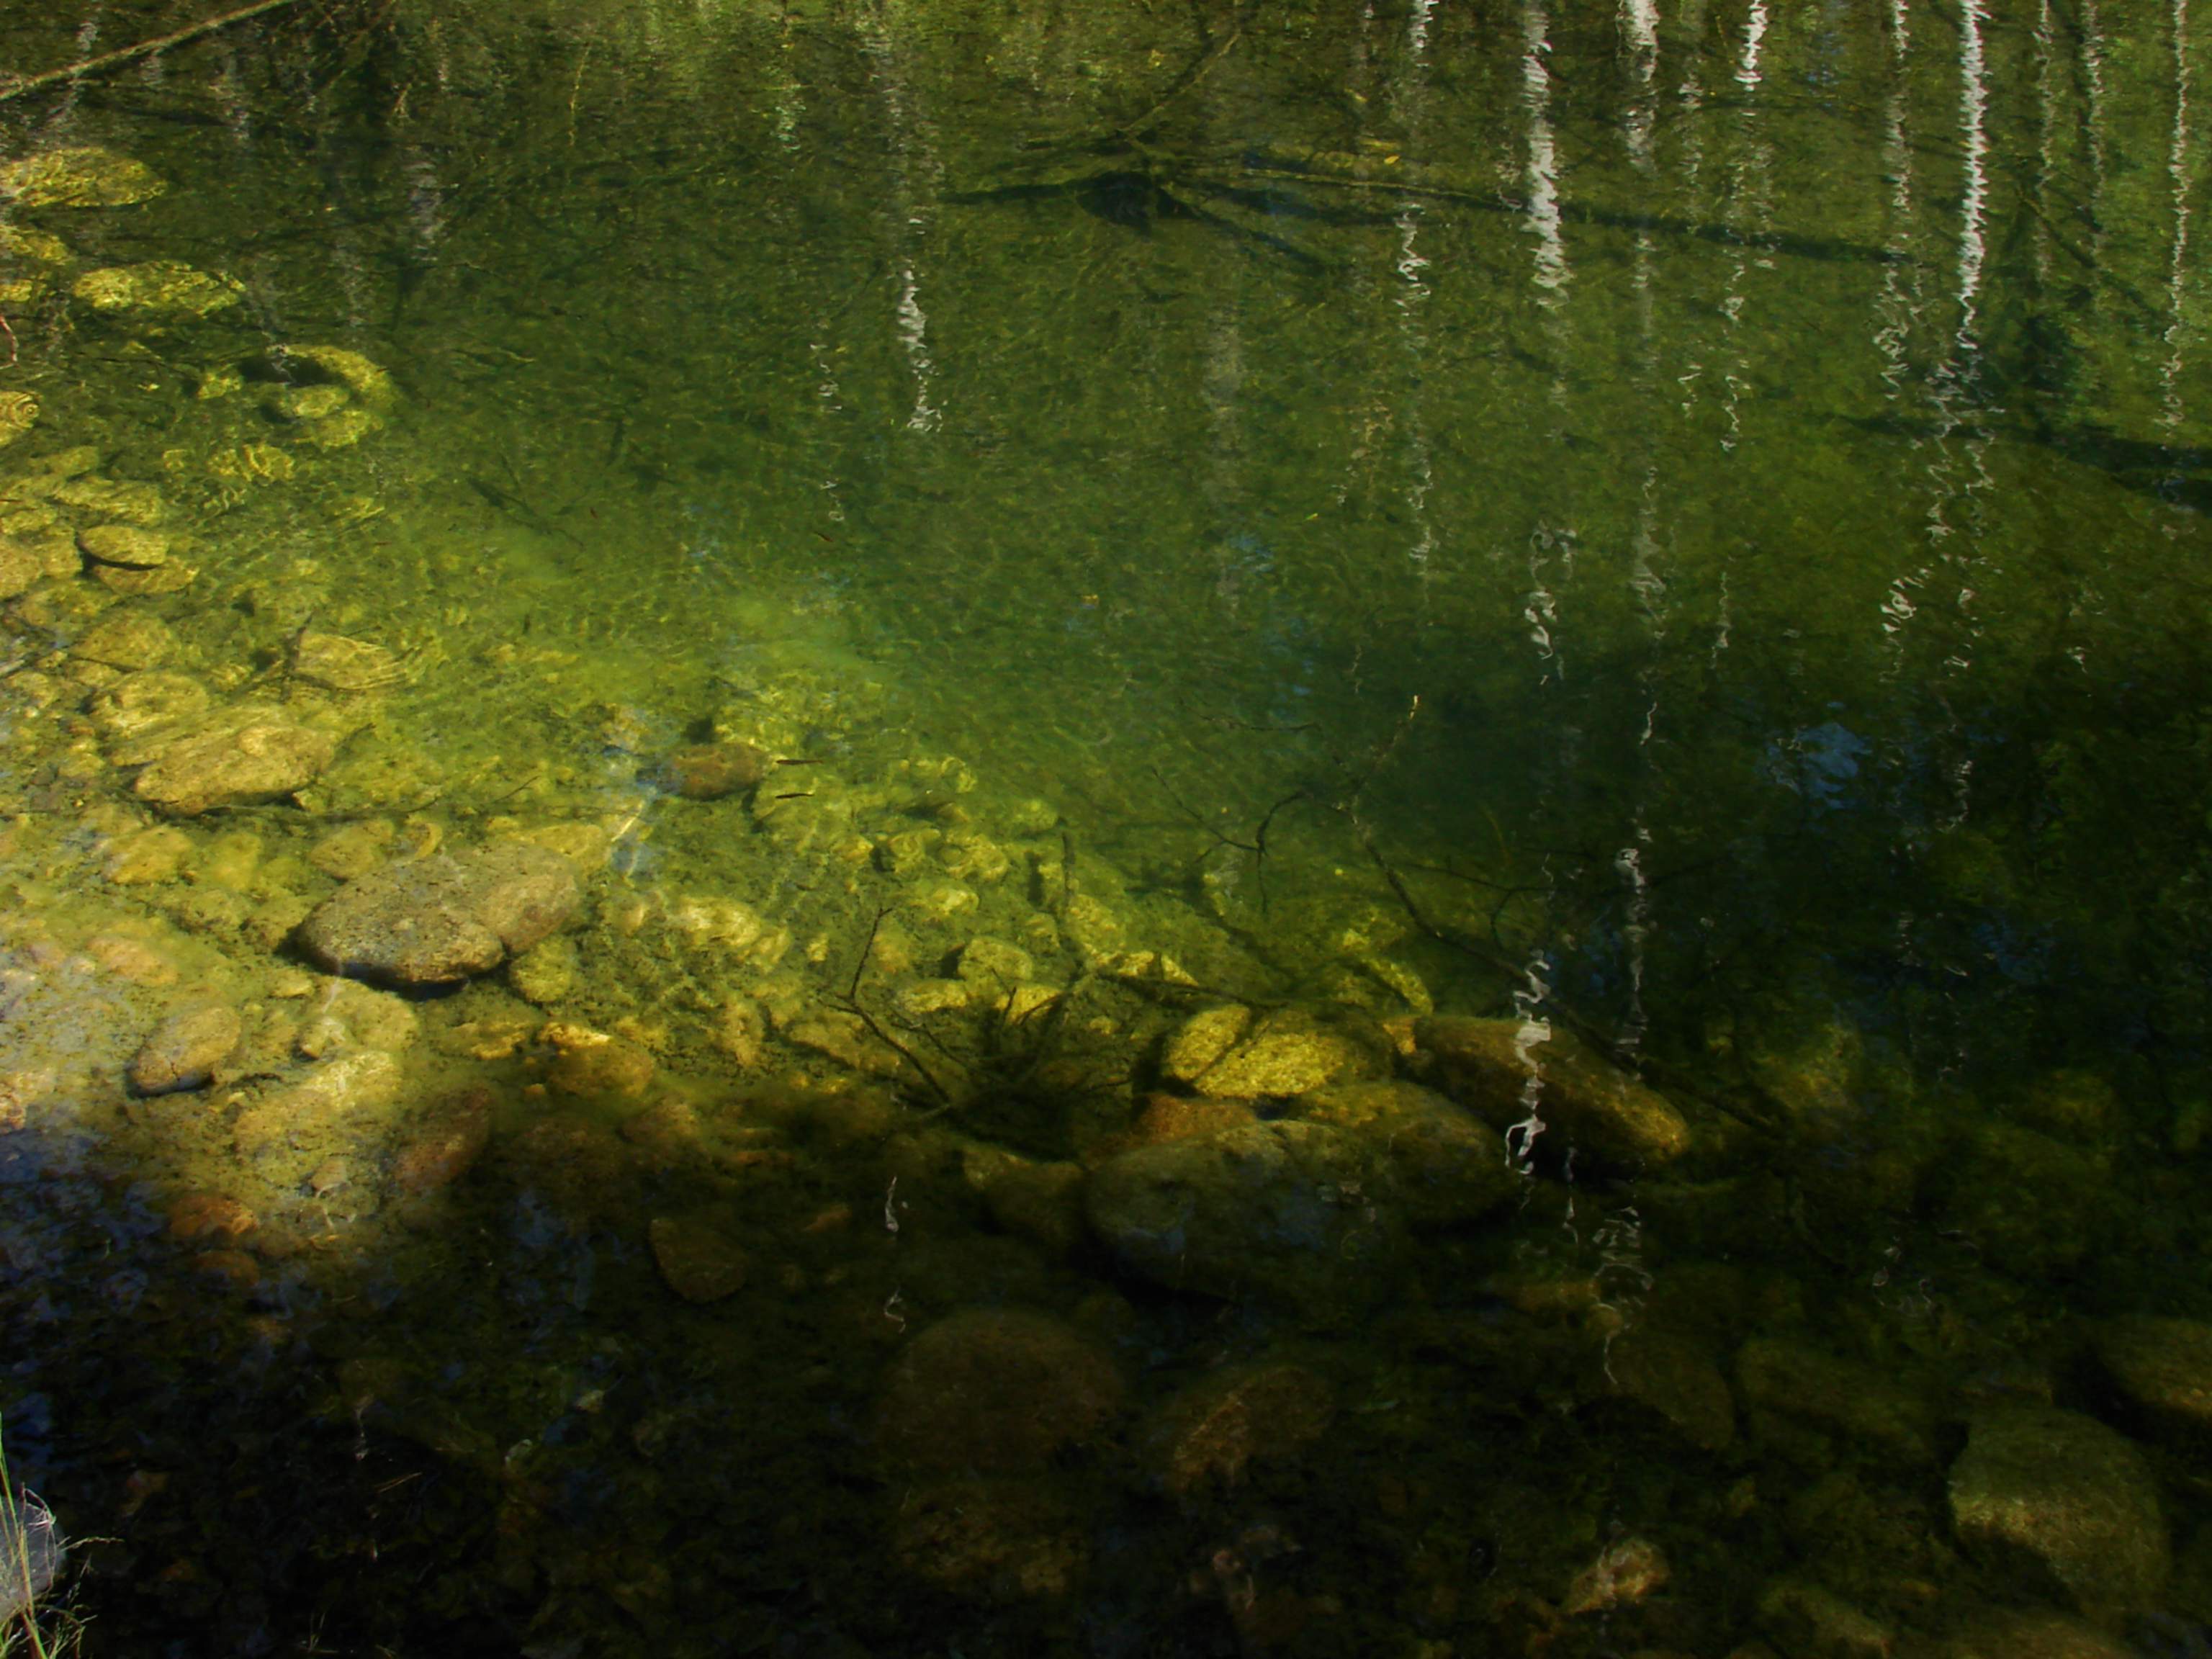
[647,1214,748,1303]
[78,523,169,568]
[127,1002,242,1094]
[91,561,194,595]
[1948,1405,2169,1617]
[1416,1015,1691,1165]
[1085,1120,1406,1313]
[2095,1316,2212,1437]
[50,476,163,524]
[875,1308,1123,1475]
[72,261,243,318]
[132,706,335,816]
[1290,1079,1519,1227]
[296,844,579,986]
[0,146,163,207]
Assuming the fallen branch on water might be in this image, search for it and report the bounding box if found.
[0,0,301,104]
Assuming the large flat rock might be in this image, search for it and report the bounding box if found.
[296,844,579,986]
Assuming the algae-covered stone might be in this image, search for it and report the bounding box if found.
[73,611,174,670]
[1138,1360,1335,1496]
[1756,1578,1894,1659]
[78,523,169,568]
[1085,1120,1405,1312]
[232,1050,405,1156]
[874,1308,1124,1475]
[292,631,402,692]
[1937,1121,2112,1279]
[70,261,206,324]
[128,1002,241,1094]
[544,1020,654,1099]
[1194,1007,1390,1098]
[133,706,335,816]
[1948,1405,2168,1617]
[0,391,35,449]
[298,844,577,986]
[0,225,69,264]
[1163,1005,1251,1083]
[1608,1326,1735,1451]
[0,146,164,207]
[647,1214,748,1303]
[1292,1079,1519,1227]
[50,475,163,524]
[0,536,39,598]
[1416,1015,1691,1165]
[73,261,243,318]
[271,384,349,422]
[2094,1316,2212,1439]
[90,670,210,742]
[961,1143,1087,1257]
[1938,1611,2138,1659]
[1735,1336,1936,1460]
[892,1478,1086,1601]
[270,343,397,410]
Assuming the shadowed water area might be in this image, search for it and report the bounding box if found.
[0,0,2207,1652]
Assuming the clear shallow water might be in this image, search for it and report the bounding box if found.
[0,0,2208,1653]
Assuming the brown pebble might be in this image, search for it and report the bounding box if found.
[658,742,768,801]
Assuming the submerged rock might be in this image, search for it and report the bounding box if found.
[0,537,40,598]
[1563,1537,1669,1616]
[297,844,579,986]
[1085,1120,1405,1313]
[77,524,170,569]
[1736,1336,1936,1460]
[1191,1007,1390,1099]
[1416,1015,1691,1166]
[647,1214,748,1303]
[73,261,243,318]
[269,343,397,410]
[50,475,164,524]
[1291,1079,1519,1227]
[291,631,403,693]
[874,1308,1124,1475]
[1947,1405,2168,1617]
[128,1002,241,1094]
[72,611,174,670]
[1137,1360,1335,1496]
[892,1478,1086,1601]
[2094,1315,2212,1439]
[132,706,335,816]
[0,145,163,207]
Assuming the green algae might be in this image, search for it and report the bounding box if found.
[0,0,2207,1653]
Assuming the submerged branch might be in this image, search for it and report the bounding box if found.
[0,0,303,104]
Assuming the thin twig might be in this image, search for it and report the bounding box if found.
[0,0,303,104]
